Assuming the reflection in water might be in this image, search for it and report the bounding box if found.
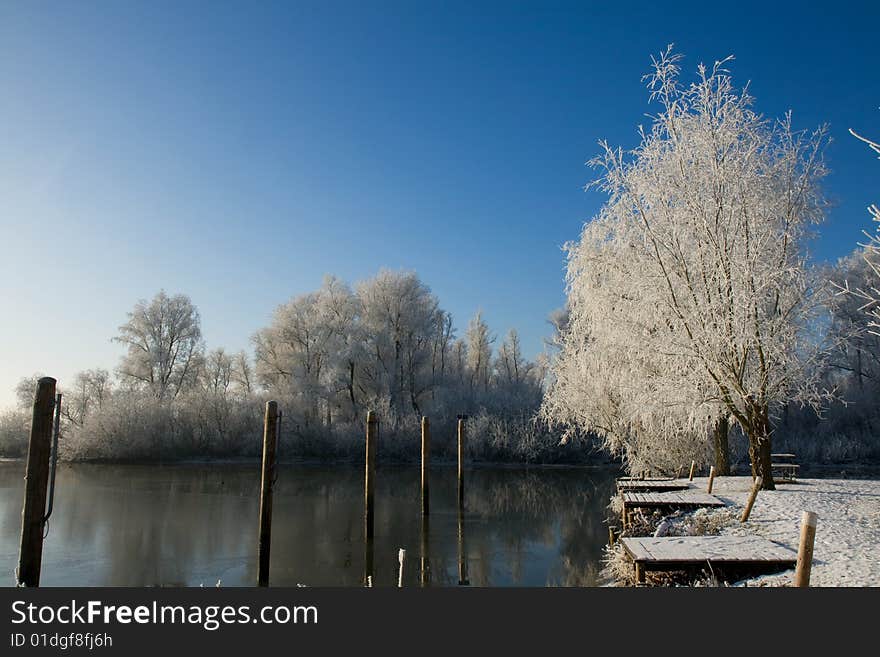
[457,498,468,585]
[0,462,618,587]
[420,513,429,587]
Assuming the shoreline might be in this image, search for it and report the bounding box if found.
[609,475,880,587]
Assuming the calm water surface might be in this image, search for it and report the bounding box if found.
[0,462,618,587]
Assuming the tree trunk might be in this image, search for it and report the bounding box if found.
[712,415,730,476]
[746,405,775,490]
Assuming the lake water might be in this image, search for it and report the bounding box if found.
[0,461,618,587]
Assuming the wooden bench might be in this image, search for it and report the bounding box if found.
[771,453,799,481]
[749,454,800,482]
[771,463,800,481]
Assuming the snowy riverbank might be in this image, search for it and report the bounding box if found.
[686,475,880,586]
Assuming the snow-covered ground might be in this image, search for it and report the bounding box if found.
[684,475,880,586]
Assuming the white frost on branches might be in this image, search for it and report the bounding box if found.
[839,128,880,335]
[542,47,832,484]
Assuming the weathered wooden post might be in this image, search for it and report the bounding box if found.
[608,526,616,546]
[420,511,430,587]
[457,499,469,585]
[42,393,62,525]
[676,465,683,479]
[17,377,56,587]
[457,415,466,509]
[363,411,377,586]
[794,511,818,587]
[365,411,377,541]
[740,476,763,523]
[364,540,374,587]
[706,466,717,494]
[456,414,470,584]
[688,460,696,482]
[421,416,430,516]
[398,548,406,588]
[257,400,279,587]
[634,562,646,585]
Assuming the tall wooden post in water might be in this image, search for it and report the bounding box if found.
[363,411,377,585]
[421,416,430,516]
[365,411,377,540]
[457,497,469,585]
[457,416,466,508]
[257,401,279,587]
[17,377,56,587]
[420,511,430,587]
[456,414,469,584]
[419,416,430,586]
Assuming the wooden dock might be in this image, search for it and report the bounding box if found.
[617,476,674,482]
[621,535,797,583]
[617,480,692,492]
[621,491,725,526]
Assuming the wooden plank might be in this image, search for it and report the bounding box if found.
[620,536,797,566]
[617,481,691,492]
[617,477,674,482]
[622,491,725,507]
[621,539,654,562]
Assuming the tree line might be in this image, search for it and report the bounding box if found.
[1,270,597,463]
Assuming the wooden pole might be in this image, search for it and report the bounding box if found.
[457,497,469,585]
[457,416,470,585]
[398,548,406,588]
[794,511,818,587]
[740,476,763,523]
[43,392,62,524]
[706,466,716,494]
[419,512,430,587]
[364,539,374,587]
[688,460,696,482]
[257,400,279,587]
[17,377,56,587]
[457,417,466,509]
[634,562,646,585]
[608,526,616,546]
[365,411,377,541]
[421,416,429,516]
[676,465,683,479]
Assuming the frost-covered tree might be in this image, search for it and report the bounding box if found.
[543,48,831,487]
[465,311,494,393]
[114,291,204,400]
[840,128,880,333]
[495,329,525,387]
[253,276,357,426]
[203,348,234,395]
[357,270,442,419]
[14,374,46,409]
[830,252,880,391]
[232,350,255,395]
[64,368,111,426]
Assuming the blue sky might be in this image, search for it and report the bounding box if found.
[1,1,878,408]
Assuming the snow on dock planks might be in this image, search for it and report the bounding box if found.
[620,491,725,528]
[616,480,692,492]
[621,535,797,584]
